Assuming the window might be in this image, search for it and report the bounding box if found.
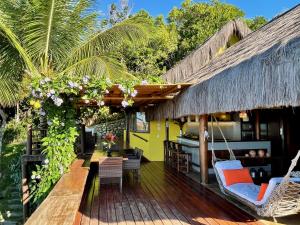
[131,112,149,133]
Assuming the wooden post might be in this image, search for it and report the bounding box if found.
[255,111,260,140]
[199,115,208,184]
[165,118,169,141]
[125,112,131,149]
[22,161,29,222]
[26,125,32,155]
[81,124,86,154]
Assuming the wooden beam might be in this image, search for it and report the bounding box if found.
[80,124,86,155]
[22,161,29,222]
[125,112,131,149]
[26,125,32,155]
[103,96,174,100]
[165,118,169,141]
[199,115,208,184]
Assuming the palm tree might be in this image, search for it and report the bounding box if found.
[0,0,147,104]
[0,0,147,154]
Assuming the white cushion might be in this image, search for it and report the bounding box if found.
[226,183,260,204]
[214,160,243,186]
[226,177,300,206]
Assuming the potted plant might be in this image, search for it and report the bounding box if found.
[102,132,117,157]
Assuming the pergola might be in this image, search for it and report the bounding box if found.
[77,83,191,107]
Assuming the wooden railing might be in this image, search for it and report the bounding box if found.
[24,159,89,225]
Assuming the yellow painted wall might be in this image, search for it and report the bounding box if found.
[126,120,181,161]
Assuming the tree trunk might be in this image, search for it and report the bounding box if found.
[0,108,7,156]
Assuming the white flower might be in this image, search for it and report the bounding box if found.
[84,99,90,104]
[44,159,49,164]
[40,80,45,85]
[97,101,105,106]
[118,84,126,92]
[121,100,129,108]
[31,174,36,179]
[6,211,11,218]
[79,86,83,90]
[54,97,63,106]
[50,89,55,95]
[36,175,41,180]
[131,89,138,97]
[39,110,46,116]
[61,122,65,127]
[47,120,52,126]
[141,80,148,85]
[105,89,109,94]
[68,81,74,87]
[32,90,37,97]
[59,164,64,175]
[46,92,52,98]
[83,76,89,84]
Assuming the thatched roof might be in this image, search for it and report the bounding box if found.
[150,4,300,120]
[162,19,252,83]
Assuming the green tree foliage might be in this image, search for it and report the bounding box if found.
[246,16,268,31]
[118,11,178,80]
[168,0,245,62]
[102,0,132,27]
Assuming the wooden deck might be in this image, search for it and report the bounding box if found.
[77,162,263,225]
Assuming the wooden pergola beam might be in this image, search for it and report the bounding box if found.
[103,96,174,100]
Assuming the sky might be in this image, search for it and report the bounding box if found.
[96,0,300,20]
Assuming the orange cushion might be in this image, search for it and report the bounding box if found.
[223,168,253,186]
[257,183,269,201]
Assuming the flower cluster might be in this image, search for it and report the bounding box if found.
[102,132,117,149]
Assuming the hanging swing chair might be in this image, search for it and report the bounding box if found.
[210,115,300,218]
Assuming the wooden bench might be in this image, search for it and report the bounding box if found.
[25,160,89,225]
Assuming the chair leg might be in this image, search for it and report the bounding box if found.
[120,177,122,193]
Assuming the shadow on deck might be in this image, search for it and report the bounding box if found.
[77,161,263,225]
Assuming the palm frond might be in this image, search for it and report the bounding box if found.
[60,55,137,80]
[62,16,150,69]
[0,19,37,76]
[20,0,97,70]
[0,76,19,107]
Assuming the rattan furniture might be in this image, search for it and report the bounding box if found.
[123,148,143,181]
[99,157,123,192]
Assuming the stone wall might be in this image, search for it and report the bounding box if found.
[93,118,126,138]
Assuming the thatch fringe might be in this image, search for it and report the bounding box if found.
[149,5,300,120]
[162,19,252,83]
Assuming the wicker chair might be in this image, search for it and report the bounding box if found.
[99,157,123,192]
[123,148,143,182]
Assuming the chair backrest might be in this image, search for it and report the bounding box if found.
[134,147,143,160]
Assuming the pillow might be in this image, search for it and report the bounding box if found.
[257,183,268,201]
[215,160,243,186]
[223,168,253,186]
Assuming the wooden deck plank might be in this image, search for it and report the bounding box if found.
[99,183,109,225]
[90,174,100,225]
[143,163,229,225]
[78,161,262,225]
[147,162,253,225]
